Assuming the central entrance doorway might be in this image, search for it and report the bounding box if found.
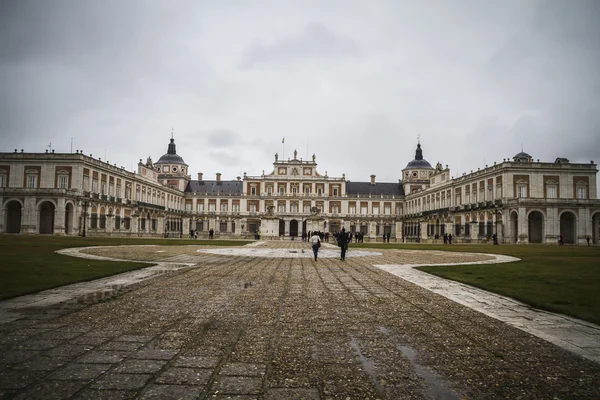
[290,219,299,237]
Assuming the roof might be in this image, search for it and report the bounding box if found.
[155,138,188,166]
[513,151,532,159]
[156,153,186,165]
[405,159,433,169]
[404,143,433,170]
[185,180,243,194]
[346,181,405,197]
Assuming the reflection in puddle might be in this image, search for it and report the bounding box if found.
[379,326,461,400]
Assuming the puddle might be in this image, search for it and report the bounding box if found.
[349,337,385,395]
[378,326,461,400]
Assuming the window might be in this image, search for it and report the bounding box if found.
[303,205,311,213]
[317,188,322,196]
[83,176,89,191]
[220,203,228,212]
[547,186,557,199]
[116,184,121,197]
[267,187,272,195]
[278,204,286,213]
[488,186,493,200]
[27,175,36,188]
[115,216,121,230]
[333,188,338,196]
[58,175,68,189]
[249,204,257,213]
[197,221,204,232]
[517,185,527,198]
[186,203,192,212]
[291,203,298,212]
[305,187,310,196]
[292,187,297,195]
[373,206,379,215]
[101,182,106,195]
[384,206,391,215]
[279,187,285,195]
[251,187,256,195]
[220,222,227,232]
[209,203,215,212]
[361,206,367,215]
[198,203,204,212]
[232,204,239,212]
[109,183,114,195]
[0,174,6,188]
[349,206,356,214]
[92,180,98,193]
[331,205,339,214]
[576,187,586,199]
[125,186,131,199]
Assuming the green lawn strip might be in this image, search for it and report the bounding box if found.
[0,236,253,300]
[353,242,600,325]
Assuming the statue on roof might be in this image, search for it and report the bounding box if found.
[312,153,316,162]
[293,149,297,159]
[146,156,153,168]
[275,152,278,162]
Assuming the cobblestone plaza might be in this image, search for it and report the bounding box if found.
[1,242,599,399]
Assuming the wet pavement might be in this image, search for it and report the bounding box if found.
[0,241,599,399]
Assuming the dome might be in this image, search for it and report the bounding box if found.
[513,151,532,159]
[513,151,532,163]
[404,143,433,169]
[156,138,187,165]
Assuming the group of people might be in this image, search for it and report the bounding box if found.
[302,231,328,242]
[442,233,453,244]
[310,228,351,261]
[381,232,391,243]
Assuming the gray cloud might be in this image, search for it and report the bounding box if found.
[0,0,598,188]
[240,22,357,69]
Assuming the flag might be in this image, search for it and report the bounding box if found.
[282,137,285,143]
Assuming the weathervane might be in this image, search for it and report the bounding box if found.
[171,128,174,139]
[417,134,420,144]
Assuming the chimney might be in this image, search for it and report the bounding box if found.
[370,174,376,185]
[237,176,241,181]
[197,172,203,181]
[216,172,221,183]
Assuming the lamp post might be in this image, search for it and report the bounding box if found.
[81,200,88,237]
[493,205,499,245]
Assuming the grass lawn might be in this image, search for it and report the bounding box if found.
[354,242,600,325]
[0,235,252,300]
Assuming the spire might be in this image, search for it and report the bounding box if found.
[167,137,176,155]
[414,142,423,160]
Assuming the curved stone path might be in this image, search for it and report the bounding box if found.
[0,242,598,399]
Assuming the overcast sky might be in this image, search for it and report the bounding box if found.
[1,0,599,188]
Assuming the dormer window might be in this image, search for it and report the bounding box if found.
[251,187,256,196]
[333,188,338,196]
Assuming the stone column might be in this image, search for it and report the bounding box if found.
[470,221,478,241]
[22,197,37,234]
[131,215,139,234]
[545,207,558,244]
[53,198,66,236]
[578,208,590,245]
[157,216,164,234]
[0,201,5,233]
[518,207,528,244]
[105,215,114,234]
[182,218,190,237]
[284,219,290,237]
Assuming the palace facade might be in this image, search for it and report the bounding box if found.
[1,138,599,244]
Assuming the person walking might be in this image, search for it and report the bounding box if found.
[310,232,321,261]
[338,228,349,261]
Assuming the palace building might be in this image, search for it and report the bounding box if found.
[1,138,599,244]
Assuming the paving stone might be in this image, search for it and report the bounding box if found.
[138,384,201,399]
[99,341,144,351]
[36,331,82,341]
[220,363,266,377]
[156,367,212,385]
[0,369,45,390]
[264,388,320,400]
[10,379,87,400]
[12,356,71,371]
[70,335,111,346]
[90,373,152,390]
[212,376,263,395]
[19,339,65,350]
[113,359,167,374]
[0,350,41,364]
[129,349,178,360]
[77,351,129,364]
[44,343,94,358]
[172,355,219,368]
[114,335,154,343]
[71,389,136,399]
[49,363,111,380]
